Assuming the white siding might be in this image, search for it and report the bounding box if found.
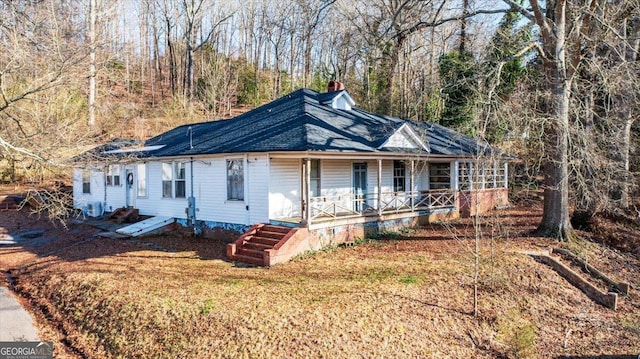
[74,155,452,226]
[73,165,137,212]
[191,159,224,222]
[248,155,269,223]
[73,167,105,210]
[317,159,397,210]
[321,159,351,197]
[269,158,301,219]
[134,161,189,218]
[378,160,395,207]
[192,155,269,226]
[415,162,429,190]
[104,167,126,212]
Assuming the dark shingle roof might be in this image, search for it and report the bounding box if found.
[127,88,490,158]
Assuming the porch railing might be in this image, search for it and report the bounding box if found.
[308,190,456,222]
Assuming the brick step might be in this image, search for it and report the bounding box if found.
[261,225,291,234]
[230,254,264,266]
[228,224,297,266]
[244,242,275,251]
[258,230,287,240]
[248,236,281,246]
[117,208,139,224]
[108,207,126,220]
[0,197,19,210]
[237,247,265,258]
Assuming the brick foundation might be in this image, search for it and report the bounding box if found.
[458,188,509,217]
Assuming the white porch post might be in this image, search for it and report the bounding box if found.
[302,158,311,226]
[377,159,382,216]
[450,161,459,191]
[503,162,509,188]
[469,162,474,191]
[425,162,431,190]
[410,160,415,211]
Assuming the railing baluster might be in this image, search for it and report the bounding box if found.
[306,189,456,222]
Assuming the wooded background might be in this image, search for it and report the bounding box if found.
[0,0,638,238]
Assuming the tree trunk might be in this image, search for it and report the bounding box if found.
[537,77,572,239]
[303,31,312,88]
[618,16,639,209]
[184,41,195,100]
[167,20,177,96]
[620,114,633,209]
[377,38,402,115]
[88,0,97,127]
[535,0,573,240]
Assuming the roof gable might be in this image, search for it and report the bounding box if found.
[379,123,429,152]
[317,90,356,111]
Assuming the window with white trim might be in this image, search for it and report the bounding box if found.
[162,163,173,198]
[496,162,507,188]
[393,160,406,192]
[82,170,91,194]
[174,162,186,198]
[137,164,147,197]
[162,162,186,198]
[429,163,451,189]
[310,159,321,197]
[458,162,472,191]
[106,165,121,186]
[227,159,244,201]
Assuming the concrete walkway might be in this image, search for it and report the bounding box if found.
[0,286,40,341]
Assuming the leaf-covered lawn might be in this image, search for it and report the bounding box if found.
[2,205,640,358]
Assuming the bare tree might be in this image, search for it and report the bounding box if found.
[88,0,97,127]
[0,0,89,176]
[295,0,336,88]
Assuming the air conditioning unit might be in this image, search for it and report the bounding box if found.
[86,202,103,217]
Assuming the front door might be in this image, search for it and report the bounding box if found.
[125,168,134,207]
[353,163,368,211]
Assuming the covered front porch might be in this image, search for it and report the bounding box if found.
[268,154,508,230]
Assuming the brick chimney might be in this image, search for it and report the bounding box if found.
[327,80,345,93]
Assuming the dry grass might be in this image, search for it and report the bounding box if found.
[1,204,640,358]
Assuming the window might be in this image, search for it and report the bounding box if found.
[174,162,186,198]
[82,170,91,194]
[162,163,173,198]
[137,164,147,197]
[458,162,472,191]
[227,159,244,200]
[162,162,186,198]
[310,159,320,197]
[393,160,406,192]
[106,165,121,186]
[496,162,507,188]
[485,164,496,188]
[429,163,451,189]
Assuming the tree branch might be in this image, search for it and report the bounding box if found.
[394,8,513,40]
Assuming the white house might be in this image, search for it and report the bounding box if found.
[73,83,509,265]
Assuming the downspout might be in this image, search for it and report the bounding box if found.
[244,153,250,225]
[188,157,200,236]
[103,165,107,216]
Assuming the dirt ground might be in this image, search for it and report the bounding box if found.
[1,187,640,358]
